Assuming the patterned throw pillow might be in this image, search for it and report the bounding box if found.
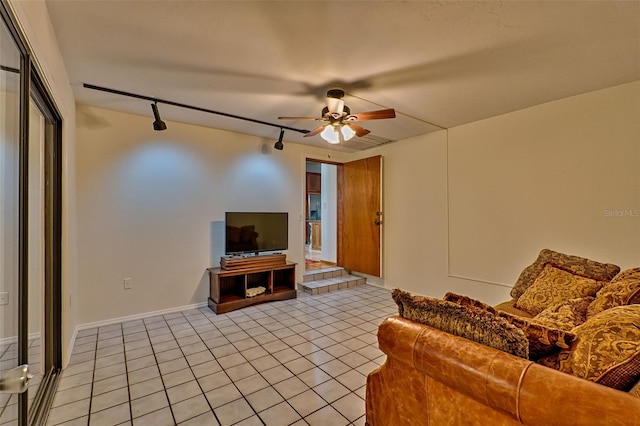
[533,297,594,331]
[442,292,496,313]
[556,305,640,391]
[587,267,640,318]
[515,264,605,315]
[443,292,576,360]
[392,289,529,359]
[537,352,561,370]
[511,249,620,300]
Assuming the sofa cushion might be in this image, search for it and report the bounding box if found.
[587,267,640,318]
[532,296,594,331]
[393,289,529,359]
[443,292,575,360]
[515,263,605,315]
[492,299,535,318]
[631,380,640,398]
[556,304,640,391]
[510,249,620,300]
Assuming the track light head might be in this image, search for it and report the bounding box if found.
[151,102,167,131]
[274,128,284,150]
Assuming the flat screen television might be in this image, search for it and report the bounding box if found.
[225,212,288,255]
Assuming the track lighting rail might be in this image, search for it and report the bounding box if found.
[82,83,310,135]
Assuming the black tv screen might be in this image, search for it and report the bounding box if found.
[225,212,288,255]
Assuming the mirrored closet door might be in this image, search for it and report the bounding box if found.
[0,3,62,424]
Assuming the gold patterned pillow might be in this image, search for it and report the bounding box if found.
[533,297,594,331]
[500,312,576,360]
[511,249,620,300]
[515,264,605,315]
[443,292,575,360]
[557,305,640,390]
[587,267,640,318]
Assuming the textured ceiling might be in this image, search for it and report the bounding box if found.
[45,1,640,152]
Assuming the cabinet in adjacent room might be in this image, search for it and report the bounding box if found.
[311,221,322,250]
[306,172,322,244]
[306,172,321,194]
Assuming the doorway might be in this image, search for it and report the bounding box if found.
[304,155,383,277]
[304,160,338,271]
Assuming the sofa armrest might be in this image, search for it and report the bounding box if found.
[367,316,640,426]
[374,316,530,420]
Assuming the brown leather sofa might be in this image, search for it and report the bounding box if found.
[366,316,640,426]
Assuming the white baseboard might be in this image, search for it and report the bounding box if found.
[64,327,79,369]
[64,302,208,368]
[0,332,41,347]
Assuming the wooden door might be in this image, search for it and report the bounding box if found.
[339,155,383,277]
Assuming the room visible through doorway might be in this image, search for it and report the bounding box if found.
[305,160,338,270]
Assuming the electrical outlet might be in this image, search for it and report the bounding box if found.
[123,278,133,290]
[0,291,8,305]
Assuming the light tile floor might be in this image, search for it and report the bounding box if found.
[46,285,396,426]
[0,339,43,425]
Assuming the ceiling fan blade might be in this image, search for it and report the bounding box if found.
[304,124,328,137]
[278,116,322,121]
[345,123,371,137]
[348,108,396,121]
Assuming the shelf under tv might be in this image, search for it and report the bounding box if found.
[207,260,296,314]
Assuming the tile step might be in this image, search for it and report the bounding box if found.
[303,266,348,282]
[297,274,366,295]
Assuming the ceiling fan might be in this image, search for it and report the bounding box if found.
[278,89,396,144]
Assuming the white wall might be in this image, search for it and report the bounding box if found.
[75,105,347,324]
[351,130,469,296]
[11,0,638,368]
[448,81,640,284]
[320,163,337,263]
[75,85,639,323]
[354,81,640,304]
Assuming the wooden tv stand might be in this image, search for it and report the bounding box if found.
[207,257,297,314]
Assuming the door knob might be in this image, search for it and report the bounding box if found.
[0,364,33,394]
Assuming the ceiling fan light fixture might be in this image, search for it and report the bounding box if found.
[326,97,344,115]
[320,125,341,144]
[340,124,356,141]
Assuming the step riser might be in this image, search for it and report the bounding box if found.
[303,267,347,282]
[297,275,366,295]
